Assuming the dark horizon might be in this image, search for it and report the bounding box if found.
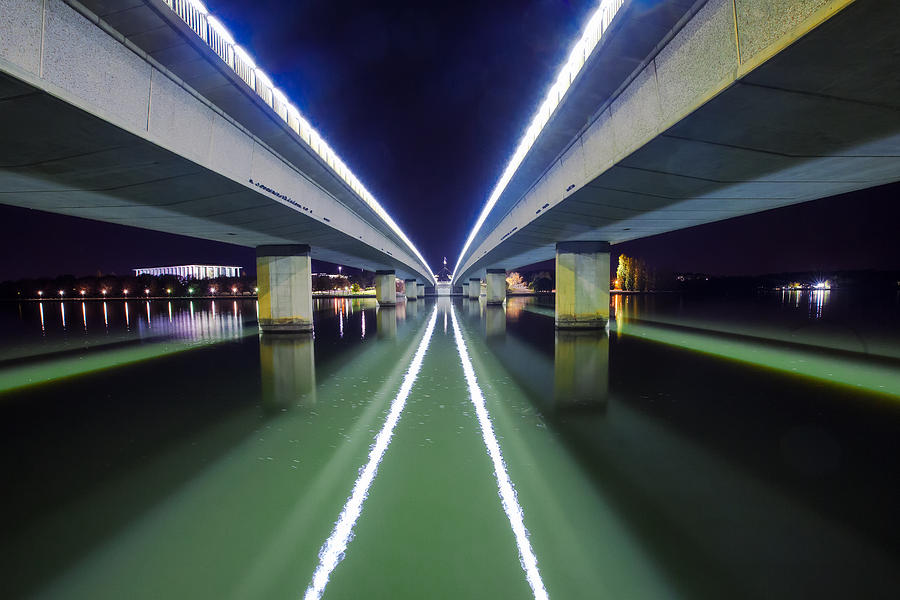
[2,178,898,282]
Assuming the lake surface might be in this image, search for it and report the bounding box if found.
[1,292,899,599]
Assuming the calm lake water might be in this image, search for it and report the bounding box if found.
[1,292,899,599]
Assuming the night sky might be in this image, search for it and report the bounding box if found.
[1,0,898,281]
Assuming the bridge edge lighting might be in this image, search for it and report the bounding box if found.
[452,0,625,280]
[161,0,434,282]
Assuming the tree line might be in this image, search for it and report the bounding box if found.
[616,254,657,291]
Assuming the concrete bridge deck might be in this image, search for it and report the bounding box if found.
[454,0,900,285]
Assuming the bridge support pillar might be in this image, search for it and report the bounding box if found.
[468,278,481,300]
[417,283,425,298]
[462,282,469,297]
[375,270,396,307]
[555,241,610,329]
[485,269,506,305]
[405,278,418,301]
[256,244,313,333]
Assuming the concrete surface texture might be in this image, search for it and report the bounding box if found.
[0,0,433,284]
[256,244,314,333]
[555,241,610,329]
[454,0,899,284]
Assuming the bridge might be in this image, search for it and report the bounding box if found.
[452,0,900,327]
[0,0,435,332]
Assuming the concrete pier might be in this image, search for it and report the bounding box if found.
[468,278,481,300]
[375,270,397,307]
[555,241,610,329]
[256,244,313,333]
[405,278,418,301]
[417,283,425,298]
[485,269,506,305]
[462,282,469,297]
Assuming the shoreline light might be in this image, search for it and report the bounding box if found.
[453,0,625,280]
[162,0,434,283]
[449,306,549,600]
[302,309,438,600]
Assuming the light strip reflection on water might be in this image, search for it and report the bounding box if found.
[449,305,550,600]
[302,308,438,600]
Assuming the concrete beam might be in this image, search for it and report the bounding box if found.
[256,244,313,333]
[375,270,396,307]
[555,241,610,329]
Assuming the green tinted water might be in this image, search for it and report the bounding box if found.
[1,294,898,599]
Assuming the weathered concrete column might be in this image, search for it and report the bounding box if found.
[555,241,610,329]
[485,269,506,305]
[375,270,396,307]
[256,244,313,333]
[405,278,417,301]
[468,278,481,300]
[462,282,469,297]
[416,283,425,298]
[260,333,316,410]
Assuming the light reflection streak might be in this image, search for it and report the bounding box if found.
[60,303,66,329]
[449,305,549,600]
[103,301,108,328]
[125,302,130,328]
[361,311,366,339]
[302,309,438,600]
[169,302,173,322]
[38,302,45,332]
[146,301,151,327]
[82,302,87,330]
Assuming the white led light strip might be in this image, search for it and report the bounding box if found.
[454,0,625,279]
[302,309,438,600]
[162,0,434,281]
[449,305,550,600]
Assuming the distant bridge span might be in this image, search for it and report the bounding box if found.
[453,0,900,327]
[0,0,434,330]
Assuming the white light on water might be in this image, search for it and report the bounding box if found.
[453,0,624,280]
[302,309,438,600]
[449,306,549,600]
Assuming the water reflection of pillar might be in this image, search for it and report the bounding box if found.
[484,305,506,339]
[465,296,481,318]
[554,330,609,410]
[376,307,397,339]
[406,297,419,318]
[260,333,316,410]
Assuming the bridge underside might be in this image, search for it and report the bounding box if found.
[0,72,422,280]
[457,0,900,281]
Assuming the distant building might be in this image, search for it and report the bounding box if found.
[133,265,242,279]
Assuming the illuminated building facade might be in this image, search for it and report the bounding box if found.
[133,265,242,279]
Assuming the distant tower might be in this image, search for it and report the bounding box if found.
[435,256,452,282]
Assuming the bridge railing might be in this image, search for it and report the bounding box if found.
[159,0,433,280]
